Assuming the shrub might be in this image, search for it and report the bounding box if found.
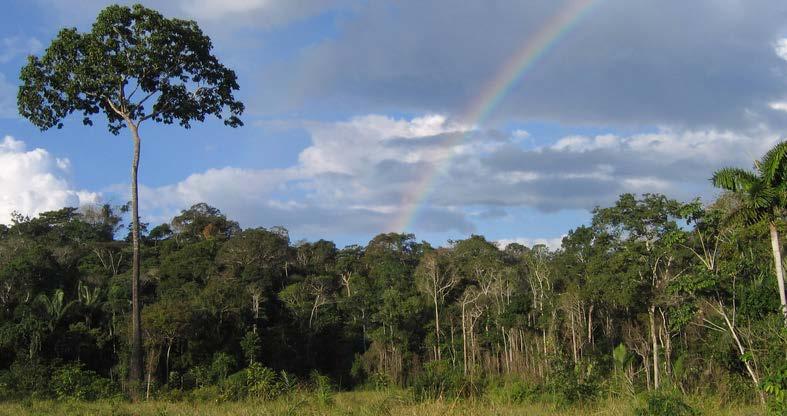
[210,352,236,381]
[310,370,334,405]
[247,363,281,400]
[6,358,49,398]
[634,391,698,416]
[51,362,114,400]
[486,379,539,404]
[546,359,598,405]
[412,360,482,400]
[186,365,212,388]
[240,331,262,366]
[764,363,787,415]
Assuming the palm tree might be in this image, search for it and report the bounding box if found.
[712,141,787,323]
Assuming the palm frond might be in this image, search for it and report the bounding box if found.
[711,167,758,192]
[759,140,787,183]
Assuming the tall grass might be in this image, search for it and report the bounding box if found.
[0,390,765,416]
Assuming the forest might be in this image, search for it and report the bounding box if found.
[1,179,787,414]
[2,3,787,415]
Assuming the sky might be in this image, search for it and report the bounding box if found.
[0,0,786,248]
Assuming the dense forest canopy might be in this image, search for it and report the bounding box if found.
[1,188,786,411]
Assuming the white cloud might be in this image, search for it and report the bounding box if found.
[298,114,471,176]
[776,38,787,61]
[137,114,478,235]
[132,114,780,239]
[0,136,98,224]
[770,101,787,112]
[495,237,564,251]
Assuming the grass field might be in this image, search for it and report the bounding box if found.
[0,391,766,416]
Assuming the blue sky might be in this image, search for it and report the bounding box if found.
[0,0,786,248]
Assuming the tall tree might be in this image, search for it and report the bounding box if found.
[415,248,457,361]
[712,142,787,323]
[17,4,244,397]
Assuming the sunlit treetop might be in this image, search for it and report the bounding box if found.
[17,3,244,135]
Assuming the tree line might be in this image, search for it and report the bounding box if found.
[1,162,787,409]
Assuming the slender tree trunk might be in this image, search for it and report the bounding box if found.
[587,303,594,347]
[717,300,766,405]
[649,305,659,390]
[433,294,441,361]
[252,293,260,334]
[461,304,468,374]
[768,222,787,324]
[165,340,172,383]
[129,125,143,400]
[570,310,578,364]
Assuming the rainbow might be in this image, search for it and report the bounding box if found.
[390,0,599,232]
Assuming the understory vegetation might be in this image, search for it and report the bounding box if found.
[4,146,787,415]
[0,390,766,416]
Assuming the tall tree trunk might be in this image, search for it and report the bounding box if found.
[570,310,578,364]
[434,294,441,361]
[768,222,787,324]
[129,125,143,400]
[649,305,659,390]
[461,303,468,374]
[587,303,594,347]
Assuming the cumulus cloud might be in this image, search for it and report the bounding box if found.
[776,38,787,62]
[136,115,477,235]
[451,128,779,211]
[0,136,99,224]
[495,237,564,251]
[137,113,778,238]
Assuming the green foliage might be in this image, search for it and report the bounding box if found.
[764,363,787,415]
[634,391,698,416]
[546,360,598,405]
[51,363,113,401]
[485,380,539,404]
[0,157,785,411]
[3,358,50,399]
[246,364,281,400]
[310,371,335,405]
[18,4,244,134]
[240,331,261,366]
[412,361,481,400]
[210,352,236,381]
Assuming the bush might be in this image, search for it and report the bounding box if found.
[634,391,698,416]
[310,370,334,405]
[764,363,787,415]
[186,365,212,388]
[412,360,482,400]
[210,352,236,381]
[6,358,49,398]
[215,364,297,402]
[51,362,114,400]
[546,359,598,405]
[188,385,223,403]
[486,379,539,404]
[247,363,282,400]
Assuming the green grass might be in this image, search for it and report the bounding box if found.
[0,391,765,416]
